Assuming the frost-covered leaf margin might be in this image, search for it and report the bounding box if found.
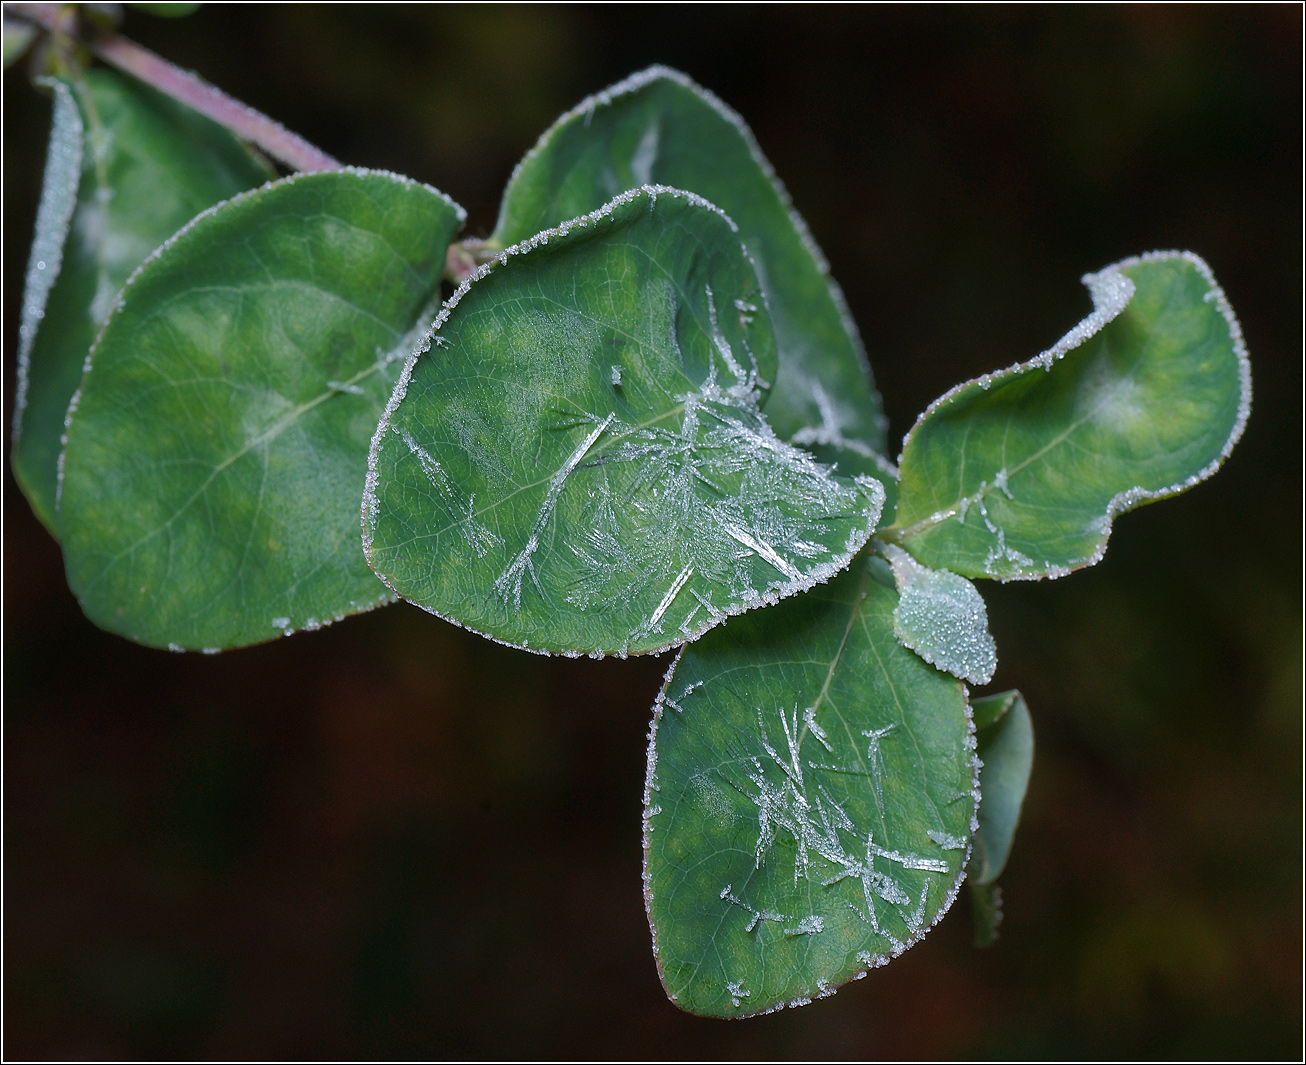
[892,250,1251,580]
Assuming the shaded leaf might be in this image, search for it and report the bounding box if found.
[366,187,884,657]
[892,252,1250,580]
[643,555,978,1017]
[970,687,1019,731]
[12,68,273,534]
[970,689,1033,885]
[58,169,464,650]
[969,880,1003,948]
[492,65,888,452]
[881,543,996,685]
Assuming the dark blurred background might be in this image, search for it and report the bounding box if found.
[4,5,1301,1059]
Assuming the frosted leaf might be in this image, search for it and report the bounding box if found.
[895,253,1250,582]
[644,557,977,1017]
[491,64,888,451]
[881,543,997,685]
[57,169,463,650]
[13,68,273,536]
[13,79,83,442]
[365,187,884,657]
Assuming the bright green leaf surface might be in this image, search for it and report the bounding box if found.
[12,68,272,534]
[491,66,888,452]
[892,252,1250,580]
[882,543,996,685]
[970,690,1033,885]
[366,187,883,657]
[59,169,464,650]
[644,555,977,1017]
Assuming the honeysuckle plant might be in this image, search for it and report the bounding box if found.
[6,3,1250,1018]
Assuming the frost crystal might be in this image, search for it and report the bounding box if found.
[882,544,997,685]
[720,705,951,936]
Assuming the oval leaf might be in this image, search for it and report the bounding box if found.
[891,252,1250,580]
[882,543,997,685]
[365,187,884,657]
[58,169,464,650]
[492,66,888,452]
[970,690,1033,885]
[12,68,274,535]
[643,555,978,1017]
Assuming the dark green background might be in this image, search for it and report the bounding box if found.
[4,5,1300,1059]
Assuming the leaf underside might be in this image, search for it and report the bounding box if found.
[894,252,1250,580]
[366,187,884,657]
[492,65,888,453]
[644,554,977,1017]
[882,543,997,686]
[13,68,273,534]
[58,169,463,650]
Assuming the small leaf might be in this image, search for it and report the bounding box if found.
[58,169,464,650]
[644,555,978,1017]
[12,68,273,534]
[970,689,1033,886]
[492,66,889,452]
[970,687,1018,731]
[969,880,1003,948]
[892,252,1251,580]
[881,543,997,685]
[366,187,884,657]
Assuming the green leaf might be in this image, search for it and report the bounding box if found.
[643,555,978,1017]
[58,169,464,651]
[891,252,1251,580]
[366,187,884,657]
[491,66,889,453]
[12,68,273,535]
[970,689,1033,885]
[797,437,899,526]
[881,543,997,685]
[970,687,1018,731]
[969,880,1003,948]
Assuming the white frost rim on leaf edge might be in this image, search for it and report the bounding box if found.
[639,580,981,1017]
[495,63,889,447]
[54,167,462,650]
[894,249,1252,582]
[362,184,885,660]
[13,78,83,443]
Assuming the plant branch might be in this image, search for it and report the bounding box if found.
[6,1,340,172]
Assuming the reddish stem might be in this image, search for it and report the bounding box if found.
[6,1,340,172]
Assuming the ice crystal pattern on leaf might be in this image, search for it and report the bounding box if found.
[728,704,951,938]
[883,544,997,685]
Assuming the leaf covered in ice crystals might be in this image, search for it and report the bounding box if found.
[492,65,888,453]
[365,187,885,657]
[643,555,977,1017]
